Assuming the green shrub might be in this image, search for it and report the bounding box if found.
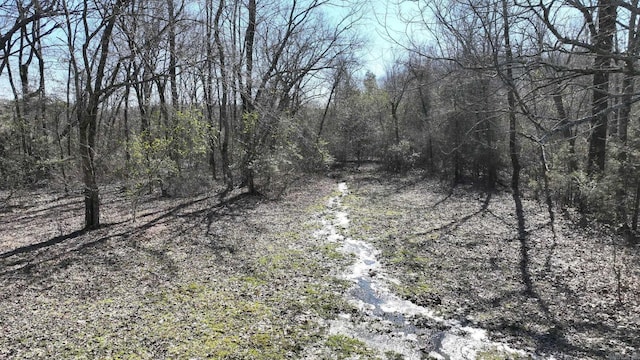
[383,140,420,173]
[126,109,211,197]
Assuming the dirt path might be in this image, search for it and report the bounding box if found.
[338,167,640,359]
[317,181,532,359]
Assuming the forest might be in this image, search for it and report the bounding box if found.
[0,0,639,359]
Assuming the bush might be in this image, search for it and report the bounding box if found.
[297,136,334,173]
[126,109,211,197]
[238,111,335,197]
[571,170,620,223]
[383,140,420,173]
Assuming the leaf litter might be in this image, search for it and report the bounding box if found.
[0,167,638,359]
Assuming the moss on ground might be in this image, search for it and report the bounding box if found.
[477,347,532,359]
[60,279,300,359]
[325,334,376,359]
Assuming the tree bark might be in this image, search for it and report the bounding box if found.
[79,102,100,229]
[616,0,638,226]
[317,68,341,141]
[213,0,232,188]
[501,0,532,295]
[587,0,617,175]
[242,0,256,113]
[71,0,125,229]
[242,0,257,193]
[167,0,179,111]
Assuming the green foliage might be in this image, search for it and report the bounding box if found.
[384,351,404,360]
[0,150,46,189]
[383,140,421,173]
[170,109,212,157]
[242,111,260,137]
[543,137,640,226]
[126,108,211,197]
[572,170,621,223]
[325,335,375,359]
[127,132,177,195]
[325,73,387,163]
[239,111,312,196]
[251,141,303,190]
[300,137,335,172]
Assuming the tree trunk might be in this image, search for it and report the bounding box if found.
[391,102,400,144]
[501,0,531,295]
[204,0,216,179]
[632,178,640,231]
[54,112,69,194]
[617,72,633,225]
[242,0,256,113]
[415,75,433,171]
[317,69,341,141]
[616,1,638,226]
[213,0,232,188]
[70,0,124,229]
[552,87,577,205]
[167,0,179,111]
[79,104,100,229]
[587,0,617,175]
[240,0,256,192]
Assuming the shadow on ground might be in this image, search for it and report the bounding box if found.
[342,165,640,359]
[0,187,264,289]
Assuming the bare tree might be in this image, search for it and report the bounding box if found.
[212,0,232,188]
[0,0,60,76]
[63,0,127,229]
[236,0,363,192]
[383,59,410,145]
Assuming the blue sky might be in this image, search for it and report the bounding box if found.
[0,0,427,99]
[357,0,428,77]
